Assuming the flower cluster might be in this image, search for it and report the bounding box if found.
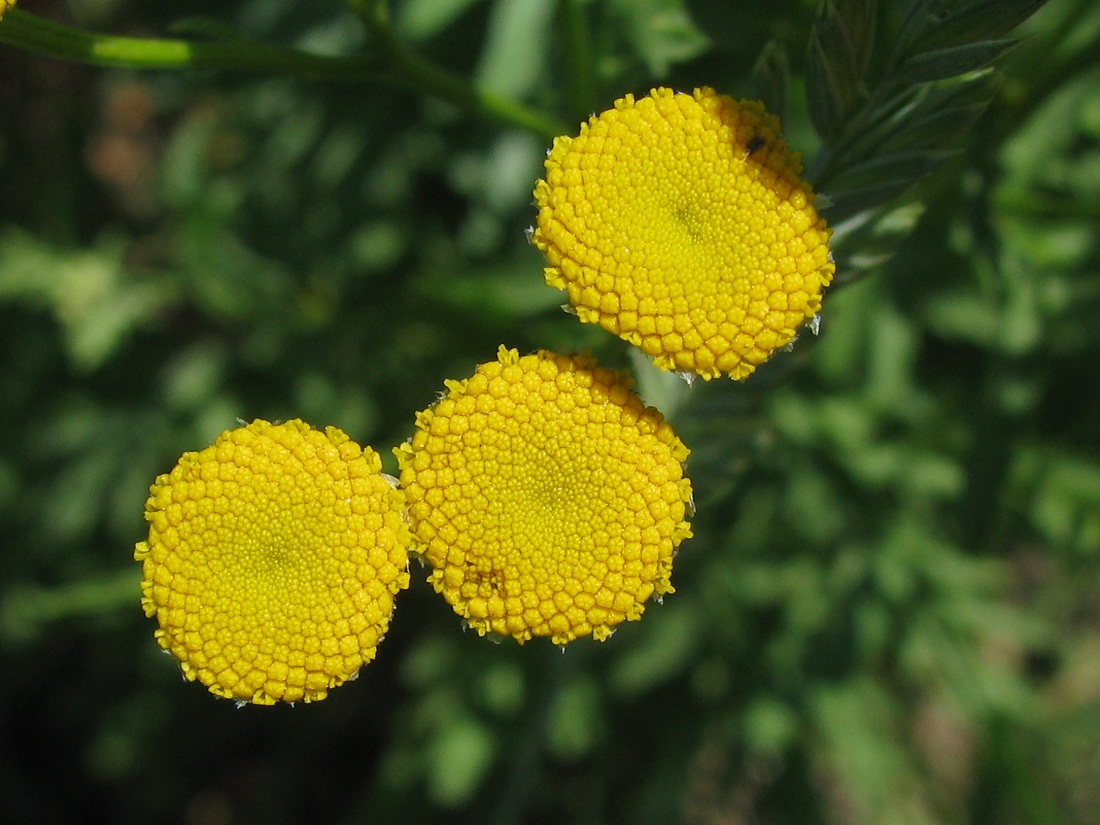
[136,86,830,701]
[396,346,693,645]
[135,419,410,704]
[532,87,834,380]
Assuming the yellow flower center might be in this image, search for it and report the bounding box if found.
[134,419,411,704]
[395,346,693,645]
[532,86,835,380]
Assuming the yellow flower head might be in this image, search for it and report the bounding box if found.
[395,346,693,645]
[532,86,835,381]
[134,419,411,705]
[0,0,15,22]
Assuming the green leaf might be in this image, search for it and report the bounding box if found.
[749,40,791,125]
[829,201,927,274]
[827,178,926,232]
[0,230,177,371]
[613,0,710,76]
[396,0,486,40]
[840,0,878,79]
[427,715,495,806]
[820,84,923,168]
[805,0,878,144]
[841,72,999,162]
[896,0,942,46]
[896,38,1019,83]
[806,28,846,144]
[1028,451,1100,555]
[825,149,954,217]
[828,149,954,193]
[882,72,999,150]
[547,676,603,759]
[906,0,1050,52]
[609,603,701,696]
[0,570,138,645]
[474,0,556,99]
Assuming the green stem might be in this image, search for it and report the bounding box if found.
[1,569,140,644]
[0,8,371,78]
[557,0,598,126]
[0,7,566,140]
[349,0,567,139]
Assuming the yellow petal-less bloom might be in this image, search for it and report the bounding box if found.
[532,86,835,381]
[135,419,411,705]
[0,0,15,22]
[395,346,693,645]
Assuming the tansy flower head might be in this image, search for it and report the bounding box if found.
[0,0,15,21]
[134,419,411,705]
[395,346,693,645]
[532,86,835,381]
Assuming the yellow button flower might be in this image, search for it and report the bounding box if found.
[134,419,411,705]
[532,86,835,381]
[395,346,693,645]
[0,0,15,22]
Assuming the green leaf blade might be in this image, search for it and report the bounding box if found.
[897,38,1019,83]
[805,0,879,145]
[906,0,1050,52]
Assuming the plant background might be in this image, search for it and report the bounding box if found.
[1,0,1099,823]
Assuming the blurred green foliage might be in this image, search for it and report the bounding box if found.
[1,0,1099,823]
